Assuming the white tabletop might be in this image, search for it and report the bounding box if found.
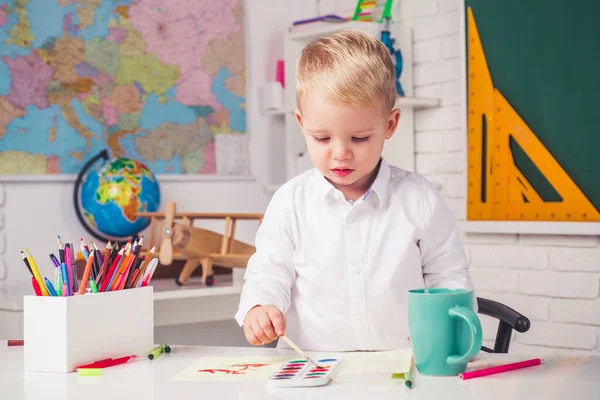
[1,341,599,399]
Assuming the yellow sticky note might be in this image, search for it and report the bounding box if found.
[77,368,103,376]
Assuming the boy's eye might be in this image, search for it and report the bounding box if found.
[352,136,370,142]
[314,136,330,143]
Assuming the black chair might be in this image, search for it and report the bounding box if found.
[477,297,531,353]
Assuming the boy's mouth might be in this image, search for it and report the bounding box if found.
[331,168,354,177]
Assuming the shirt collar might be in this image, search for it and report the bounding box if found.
[313,158,391,207]
[363,158,390,207]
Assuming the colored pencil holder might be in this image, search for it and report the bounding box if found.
[24,286,154,373]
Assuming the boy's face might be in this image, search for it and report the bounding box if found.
[295,90,400,199]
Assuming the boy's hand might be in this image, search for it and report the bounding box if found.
[243,304,286,346]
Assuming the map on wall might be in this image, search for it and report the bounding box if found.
[0,0,248,176]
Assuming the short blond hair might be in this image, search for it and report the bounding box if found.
[296,29,397,113]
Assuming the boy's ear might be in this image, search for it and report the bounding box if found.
[295,109,303,128]
[385,108,401,139]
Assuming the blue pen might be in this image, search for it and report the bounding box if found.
[44,278,58,296]
[61,262,70,296]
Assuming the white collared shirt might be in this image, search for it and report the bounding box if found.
[235,159,475,351]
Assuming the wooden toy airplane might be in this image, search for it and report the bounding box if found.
[136,202,263,286]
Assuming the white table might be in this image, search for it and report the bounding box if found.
[1,341,599,400]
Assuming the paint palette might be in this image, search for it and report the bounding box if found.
[266,358,340,388]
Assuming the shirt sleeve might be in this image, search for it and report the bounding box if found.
[234,188,297,327]
[419,182,475,292]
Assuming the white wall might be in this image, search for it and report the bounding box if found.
[0,0,320,288]
[319,0,600,355]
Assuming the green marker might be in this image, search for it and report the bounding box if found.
[164,344,171,353]
[403,371,412,388]
[89,278,98,293]
[77,368,102,376]
[147,344,165,360]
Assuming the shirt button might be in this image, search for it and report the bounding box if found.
[347,215,356,224]
[356,320,366,329]
[353,268,361,274]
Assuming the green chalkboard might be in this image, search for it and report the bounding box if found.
[465,0,600,210]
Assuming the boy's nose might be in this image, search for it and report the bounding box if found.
[332,144,350,160]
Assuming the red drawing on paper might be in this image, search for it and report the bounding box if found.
[198,363,271,375]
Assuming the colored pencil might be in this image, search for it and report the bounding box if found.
[57,235,64,264]
[92,242,104,268]
[99,248,123,292]
[95,241,112,286]
[459,358,542,380]
[77,250,95,295]
[132,247,154,287]
[20,251,33,277]
[25,249,50,296]
[109,253,134,291]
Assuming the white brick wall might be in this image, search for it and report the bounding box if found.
[317,0,600,355]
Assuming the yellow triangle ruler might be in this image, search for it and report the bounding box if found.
[466,6,600,223]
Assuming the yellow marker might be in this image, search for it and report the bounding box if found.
[25,249,50,296]
[147,344,165,360]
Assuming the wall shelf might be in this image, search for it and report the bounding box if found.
[287,21,378,41]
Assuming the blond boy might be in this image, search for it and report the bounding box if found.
[235,29,474,351]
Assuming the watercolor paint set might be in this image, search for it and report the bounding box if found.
[266,358,341,388]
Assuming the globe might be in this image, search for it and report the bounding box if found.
[78,155,161,239]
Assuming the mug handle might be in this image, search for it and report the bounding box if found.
[446,306,483,366]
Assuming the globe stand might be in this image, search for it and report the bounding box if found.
[72,149,140,246]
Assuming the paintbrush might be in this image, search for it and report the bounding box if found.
[280,335,321,367]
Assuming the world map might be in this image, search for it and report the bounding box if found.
[0,0,247,175]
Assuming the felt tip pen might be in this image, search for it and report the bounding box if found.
[89,278,98,293]
[147,344,165,360]
[61,262,70,296]
[31,277,42,296]
[69,243,79,293]
[44,278,58,296]
[459,358,543,380]
[49,253,60,269]
[403,371,412,388]
[55,268,62,295]
[75,355,137,370]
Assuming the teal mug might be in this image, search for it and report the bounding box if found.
[407,288,482,376]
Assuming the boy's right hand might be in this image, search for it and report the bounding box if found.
[243,304,286,346]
